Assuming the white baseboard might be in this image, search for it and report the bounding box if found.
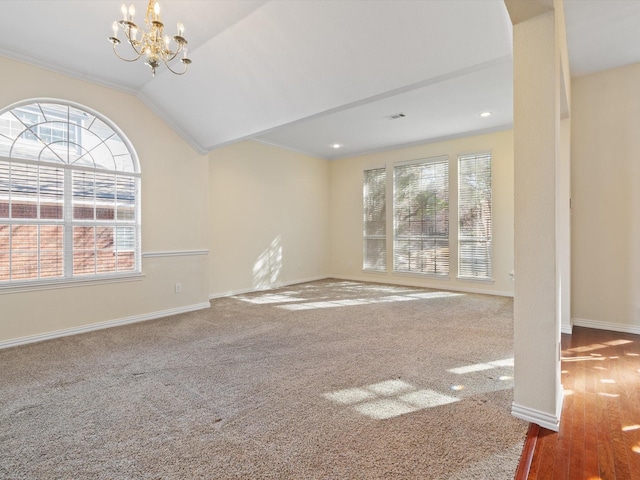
[561,323,573,335]
[209,275,330,300]
[0,301,211,350]
[512,402,561,432]
[572,317,640,336]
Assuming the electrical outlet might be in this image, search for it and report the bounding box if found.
[175,283,182,294]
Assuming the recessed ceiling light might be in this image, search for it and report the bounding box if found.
[479,111,492,118]
[332,143,341,149]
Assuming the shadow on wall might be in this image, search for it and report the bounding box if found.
[253,235,282,290]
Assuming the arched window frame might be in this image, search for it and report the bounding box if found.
[0,99,142,290]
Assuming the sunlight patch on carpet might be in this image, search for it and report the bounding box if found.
[324,380,459,420]
[234,293,307,304]
[278,292,463,311]
[448,357,514,375]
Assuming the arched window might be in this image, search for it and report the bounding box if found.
[0,100,141,285]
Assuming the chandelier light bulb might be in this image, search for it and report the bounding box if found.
[128,4,135,21]
[154,2,160,20]
[112,21,119,38]
[177,22,184,36]
[121,4,127,21]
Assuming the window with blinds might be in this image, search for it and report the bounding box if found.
[363,167,386,271]
[458,153,492,279]
[393,157,449,275]
[0,100,141,285]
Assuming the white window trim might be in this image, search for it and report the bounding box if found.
[392,155,450,276]
[457,151,492,281]
[0,99,142,285]
[363,166,387,273]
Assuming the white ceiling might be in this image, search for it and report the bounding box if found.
[0,0,638,160]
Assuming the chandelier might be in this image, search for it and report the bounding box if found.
[109,1,192,76]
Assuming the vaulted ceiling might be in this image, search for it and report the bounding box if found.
[0,1,638,159]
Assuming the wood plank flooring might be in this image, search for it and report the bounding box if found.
[521,326,640,480]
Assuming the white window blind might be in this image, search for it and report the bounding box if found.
[0,101,141,285]
[393,157,449,275]
[363,167,386,271]
[458,153,492,279]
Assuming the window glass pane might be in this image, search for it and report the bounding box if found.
[105,136,129,158]
[11,225,38,280]
[458,154,492,279]
[0,161,9,219]
[363,168,386,271]
[39,225,63,278]
[39,166,64,220]
[40,103,69,123]
[1,101,140,284]
[73,226,96,275]
[13,105,42,128]
[394,158,449,275]
[73,171,95,220]
[0,224,8,281]
[115,226,136,273]
[87,118,115,141]
[70,146,95,168]
[95,173,116,220]
[116,177,136,221]
[90,142,117,171]
[10,163,38,219]
[0,111,20,139]
[10,132,47,162]
[96,226,115,274]
[114,153,135,173]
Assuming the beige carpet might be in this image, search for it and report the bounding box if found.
[0,279,527,479]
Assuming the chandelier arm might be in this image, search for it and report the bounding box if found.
[111,43,145,63]
[163,50,181,63]
[163,57,189,75]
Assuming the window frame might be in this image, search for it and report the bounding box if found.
[363,166,387,273]
[393,156,450,277]
[0,99,142,291]
[457,152,492,281]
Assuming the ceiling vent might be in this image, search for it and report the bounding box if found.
[385,112,406,120]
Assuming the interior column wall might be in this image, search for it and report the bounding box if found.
[510,6,565,431]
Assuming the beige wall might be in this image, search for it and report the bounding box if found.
[572,62,640,333]
[208,140,330,297]
[0,56,210,346]
[329,129,514,296]
[510,5,569,430]
[559,116,572,334]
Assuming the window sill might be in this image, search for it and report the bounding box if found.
[0,272,145,295]
[362,268,388,275]
[456,276,495,284]
[393,271,451,280]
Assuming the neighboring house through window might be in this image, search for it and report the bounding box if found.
[0,100,141,284]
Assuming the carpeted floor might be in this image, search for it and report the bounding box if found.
[0,279,527,479]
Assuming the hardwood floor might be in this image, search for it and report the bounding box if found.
[518,326,640,480]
